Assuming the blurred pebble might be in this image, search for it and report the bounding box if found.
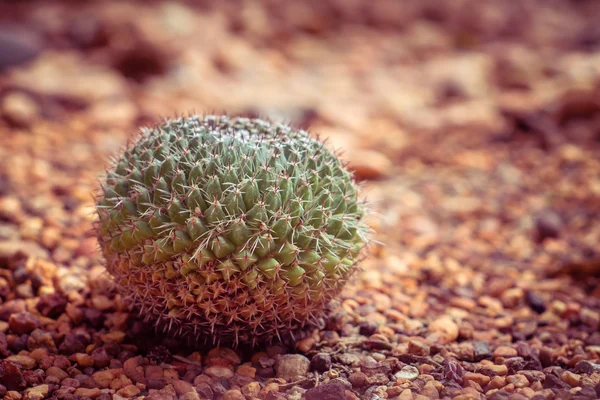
[275,354,310,382]
[0,25,41,71]
[1,92,40,128]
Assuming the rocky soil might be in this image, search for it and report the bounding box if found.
[1,1,600,399]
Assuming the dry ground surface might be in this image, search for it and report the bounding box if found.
[1,1,600,399]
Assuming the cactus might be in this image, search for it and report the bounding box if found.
[95,115,369,345]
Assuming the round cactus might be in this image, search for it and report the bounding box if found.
[96,115,368,345]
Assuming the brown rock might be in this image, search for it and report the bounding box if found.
[91,369,114,389]
[61,378,80,388]
[396,390,413,400]
[8,312,40,335]
[58,333,87,354]
[260,382,280,397]
[18,216,43,241]
[296,337,314,353]
[11,51,126,102]
[88,99,137,128]
[275,354,310,382]
[65,303,83,325]
[26,329,56,353]
[473,341,492,361]
[561,370,581,387]
[428,317,459,344]
[347,149,392,180]
[193,375,210,385]
[91,295,113,311]
[0,300,26,322]
[163,368,179,382]
[74,237,99,258]
[0,240,47,260]
[206,347,241,365]
[15,283,33,299]
[483,364,509,375]
[100,331,125,344]
[147,377,167,390]
[305,381,346,400]
[6,355,35,370]
[236,364,256,378]
[242,381,261,397]
[74,353,94,367]
[204,366,234,379]
[123,357,146,383]
[91,346,111,368]
[0,198,23,224]
[57,274,86,293]
[0,333,8,357]
[488,375,506,389]
[40,227,61,250]
[539,347,554,368]
[28,348,47,363]
[421,381,440,399]
[46,366,68,381]
[145,384,176,400]
[574,360,600,374]
[23,384,48,400]
[493,345,518,358]
[173,379,194,395]
[408,340,430,356]
[73,387,101,398]
[5,391,22,400]
[506,374,529,388]
[581,308,600,328]
[223,389,245,400]
[310,353,332,373]
[535,210,561,241]
[53,356,70,370]
[463,372,491,386]
[145,365,163,380]
[179,393,201,400]
[117,384,141,398]
[0,281,9,303]
[110,374,132,390]
[348,372,369,388]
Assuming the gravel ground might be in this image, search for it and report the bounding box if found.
[1,1,600,399]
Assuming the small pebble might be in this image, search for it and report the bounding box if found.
[395,365,419,381]
[74,353,94,367]
[348,372,369,388]
[305,381,347,400]
[494,345,518,358]
[535,210,561,241]
[222,389,245,400]
[311,353,332,372]
[6,355,36,370]
[408,340,430,356]
[275,354,310,382]
[204,366,234,379]
[8,312,40,335]
[561,370,581,387]
[525,292,546,314]
[117,385,140,398]
[73,387,101,398]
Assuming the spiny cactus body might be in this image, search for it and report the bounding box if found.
[96,115,368,345]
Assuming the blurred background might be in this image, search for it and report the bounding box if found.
[1,0,600,339]
[2,0,600,138]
